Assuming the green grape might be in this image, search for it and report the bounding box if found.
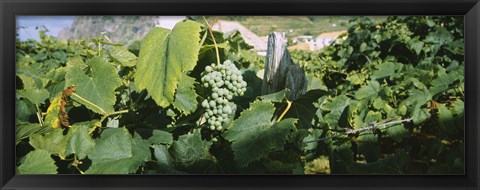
[209,100,216,107]
[212,93,218,99]
[218,89,225,96]
[241,81,247,87]
[202,100,209,108]
[205,66,213,72]
[204,75,211,82]
[223,106,232,114]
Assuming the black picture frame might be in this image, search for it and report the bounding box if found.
[1,0,479,189]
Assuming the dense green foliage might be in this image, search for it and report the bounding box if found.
[293,16,464,174]
[15,16,463,174]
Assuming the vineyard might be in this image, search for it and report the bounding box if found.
[15,16,464,174]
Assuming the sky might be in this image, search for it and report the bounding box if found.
[15,16,187,41]
[16,16,75,41]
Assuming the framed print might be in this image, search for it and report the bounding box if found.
[1,0,479,189]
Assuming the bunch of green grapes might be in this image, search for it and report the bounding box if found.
[201,60,247,130]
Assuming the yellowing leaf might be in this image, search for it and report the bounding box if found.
[44,93,62,128]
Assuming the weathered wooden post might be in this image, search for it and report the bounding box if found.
[261,32,308,100]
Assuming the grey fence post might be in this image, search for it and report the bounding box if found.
[261,32,308,100]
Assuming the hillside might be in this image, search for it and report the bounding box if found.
[58,16,157,45]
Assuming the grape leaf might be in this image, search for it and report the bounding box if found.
[411,107,431,125]
[371,62,396,80]
[173,74,198,114]
[259,89,289,103]
[88,128,132,162]
[148,130,173,145]
[322,95,352,129]
[65,57,122,114]
[16,73,49,105]
[108,46,137,67]
[17,88,49,105]
[16,99,36,122]
[66,124,95,160]
[86,128,151,174]
[17,149,57,174]
[385,123,409,142]
[354,80,381,100]
[223,101,297,167]
[134,20,202,108]
[153,144,185,174]
[170,129,215,169]
[285,89,329,128]
[29,128,72,159]
[430,69,457,97]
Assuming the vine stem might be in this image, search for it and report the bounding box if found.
[71,93,107,115]
[35,104,44,126]
[202,17,221,65]
[99,109,129,123]
[305,118,413,143]
[87,109,129,135]
[277,100,292,122]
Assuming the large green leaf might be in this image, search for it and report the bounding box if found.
[86,128,151,174]
[170,129,215,169]
[134,20,202,108]
[223,101,297,167]
[173,74,198,114]
[29,128,72,159]
[66,125,95,160]
[65,57,122,114]
[17,149,57,174]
